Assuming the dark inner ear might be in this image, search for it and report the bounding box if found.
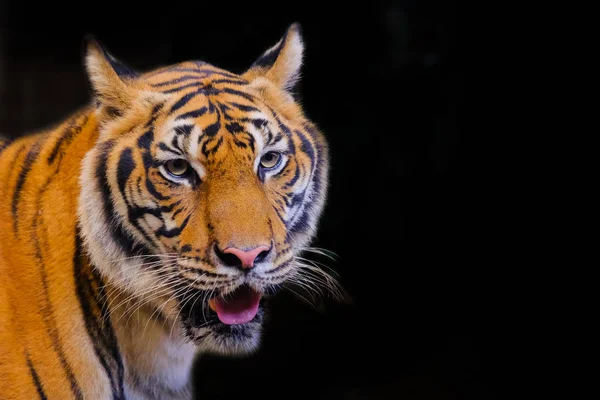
[243,23,304,94]
[104,52,138,81]
[82,35,141,117]
[250,36,286,70]
[82,34,138,81]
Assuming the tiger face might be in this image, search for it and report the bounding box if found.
[78,24,329,354]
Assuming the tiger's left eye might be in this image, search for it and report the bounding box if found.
[165,159,190,176]
[260,152,281,169]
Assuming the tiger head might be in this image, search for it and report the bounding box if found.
[77,24,330,354]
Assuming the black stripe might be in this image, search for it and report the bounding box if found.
[171,136,185,154]
[96,141,152,256]
[302,122,326,195]
[145,103,164,128]
[161,82,205,94]
[158,142,182,156]
[178,264,230,278]
[200,69,241,79]
[202,136,224,157]
[283,163,301,188]
[143,160,170,201]
[0,137,14,156]
[48,116,88,164]
[273,204,287,226]
[12,140,43,236]
[210,78,248,85]
[150,75,204,87]
[233,139,248,148]
[156,214,191,238]
[222,88,256,102]
[202,103,222,137]
[137,129,154,151]
[26,354,48,400]
[289,207,311,234]
[32,175,84,400]
[176,107,208,120]
[116,148,135,196]
[177,273,233,286]
[247,134,255,153]
[8,144,27,171]
[226,122,244,134]
[174,124,195,136]
[117,149,165,250]
[75,231,125,399]
[288,192,305,209]
[47,117,76,164]
[294,129,315,170]
[170,89,204,113]
[171,205,185,219]
[230,103,260,113]
[203,120,221,137]
[159,199,181,213]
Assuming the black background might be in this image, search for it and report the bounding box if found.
[0,1,502,399]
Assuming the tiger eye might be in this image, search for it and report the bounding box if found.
[260,152,281,169]
[166,159,189,176]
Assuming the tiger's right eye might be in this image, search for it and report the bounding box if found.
[165,159,190,177]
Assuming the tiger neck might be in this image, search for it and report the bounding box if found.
[76,251,197,399]
[106,286,197,399]
[66,109,198,398]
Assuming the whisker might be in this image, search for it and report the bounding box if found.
[294,256,340,277]
[118,276,182,323]
[284,285,317,308]
[101,268,181,320]
[117,282,180,327]
[108,253,180,263]
[298,247,339,261]
[169,276,203,340]
[291,259,349,302]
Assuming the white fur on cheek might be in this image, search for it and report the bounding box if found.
[186,124,207,179]
[77,148,161,299]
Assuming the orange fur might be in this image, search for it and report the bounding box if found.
[0,114,111,398]
[0,23,329,399]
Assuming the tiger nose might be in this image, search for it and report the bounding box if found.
[216,245,272,269]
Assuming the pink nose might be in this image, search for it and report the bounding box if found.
[222,245,271,269]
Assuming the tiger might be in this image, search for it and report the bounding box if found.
[0,23,331,399]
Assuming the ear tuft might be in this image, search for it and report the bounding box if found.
[83,35,138,80]
[83,35,139,115]
[244,23,305,92]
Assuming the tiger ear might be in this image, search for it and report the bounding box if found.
[83,36,140,116]
[243,23,304,92]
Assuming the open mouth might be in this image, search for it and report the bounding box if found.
[181,283,276,349]
[207,284,262,325]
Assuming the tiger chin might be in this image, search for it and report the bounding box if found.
[0,23,329,400]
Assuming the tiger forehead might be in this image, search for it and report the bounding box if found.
[141,61,293,160]
[151,97,279,166]
[145,68,271,127]
[158,91,275,139]
[143,61,250,92]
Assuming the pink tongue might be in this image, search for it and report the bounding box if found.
[213,286,261,325]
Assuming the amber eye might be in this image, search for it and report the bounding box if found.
[260,152,281,170]
[165,159,190,177]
